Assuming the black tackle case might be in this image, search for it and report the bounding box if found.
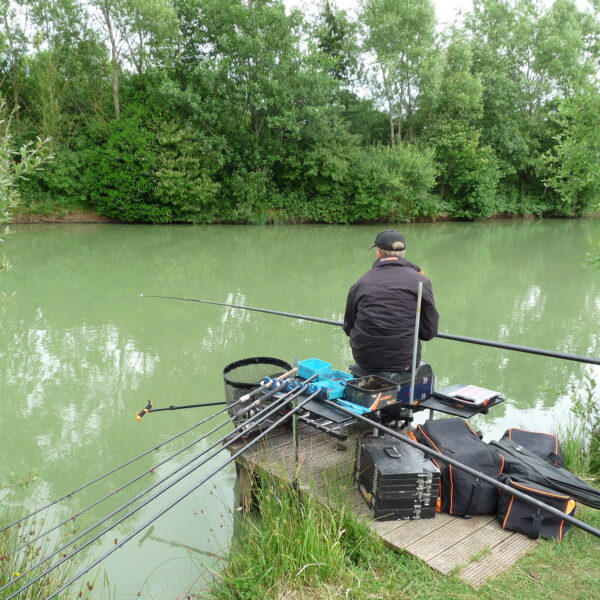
[354,435,440,520]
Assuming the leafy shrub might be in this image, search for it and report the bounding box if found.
[85,108,223,223]
[359,143,441,222]
[429,122,501,219]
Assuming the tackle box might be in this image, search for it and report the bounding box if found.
[354,435,440,520]
[297,358,332,380]
[345,376,397,411]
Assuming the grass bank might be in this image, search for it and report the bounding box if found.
[206,434,600,600]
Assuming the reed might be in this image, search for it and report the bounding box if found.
[0,504,96,600]
[209,475,390,599]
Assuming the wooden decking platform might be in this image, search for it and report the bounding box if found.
[231,420,538,588]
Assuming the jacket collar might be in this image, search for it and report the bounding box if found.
[372,256,419,270]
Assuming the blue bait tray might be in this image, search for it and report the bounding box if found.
[297,358,332,380]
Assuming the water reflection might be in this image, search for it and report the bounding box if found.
[0,220,599,598]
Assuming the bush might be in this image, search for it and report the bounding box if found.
[430,122,501,219]
[85,109,224,223]
[360,143,441,222]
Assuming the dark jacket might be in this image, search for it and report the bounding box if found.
[343,257,439,372]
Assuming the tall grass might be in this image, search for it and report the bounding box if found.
[209,476,393,600]
[557,418,590,475]
[0,504,96,600]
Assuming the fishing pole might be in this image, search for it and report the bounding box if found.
[324,400,600,539]
[45,388,324,600]
[140,295,600,366]
[4,394,256,561]
[136,367,297,419]
[135,368,298,421]
[0,398,240,534]
[136,400,226,419]
[3,380,317,596]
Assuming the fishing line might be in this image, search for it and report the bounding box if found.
[140,294,600,366]
[46,389,322,600]
[0,399,237,534]
[3,382,313,597]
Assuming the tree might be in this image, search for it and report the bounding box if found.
[423,33,501,219]
[312,0,359,85]
[542,85,600,216]
[360,0,436,146]
[0,0,30,123]
[465,0,599,203]
[0,100,52,272]
[92,0,179,118]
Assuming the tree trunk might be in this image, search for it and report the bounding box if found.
[101,4,121,119]
[10,55,20,124]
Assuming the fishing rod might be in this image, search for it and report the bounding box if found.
[4,393,258,561]
[3,380,318,597]
[0,398,240,534]
[136,367,297,419]
[140,295,600,366]
[136,400,226,419]
[324,399,600,539]
[45,388,324,600]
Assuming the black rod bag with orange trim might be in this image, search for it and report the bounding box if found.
[497,475,576,540]
[500,428,564,467]
[491,438,600,509]
[413,418,504,517]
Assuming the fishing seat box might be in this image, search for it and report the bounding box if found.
[354,435,440,520]
[497,475,576,540]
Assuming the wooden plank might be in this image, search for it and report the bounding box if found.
[406,516,496,562]
[457,530,537,587]
[428,518,515,573]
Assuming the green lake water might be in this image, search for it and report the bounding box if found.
[1,220,599,598]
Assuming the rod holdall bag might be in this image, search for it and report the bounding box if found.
[412,418,504,518]
[497,475,576,540]
[500,428,564,467]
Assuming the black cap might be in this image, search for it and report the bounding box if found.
[369,229,406,251]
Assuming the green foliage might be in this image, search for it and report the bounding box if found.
[360,143,440,221]
[212,477,387,600]
[542,87,600,216]
[85,110,161,222]
[429,122,501,219]
[3,0,600,224]
[85,105,224,223]
[569,370,600,475]
[1,99,52,271]
[0,501,96,599]
[18,144,90,213]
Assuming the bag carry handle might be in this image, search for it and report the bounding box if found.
[464,478,484,519]
[384,446,402,459]
[530,509,544,539]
